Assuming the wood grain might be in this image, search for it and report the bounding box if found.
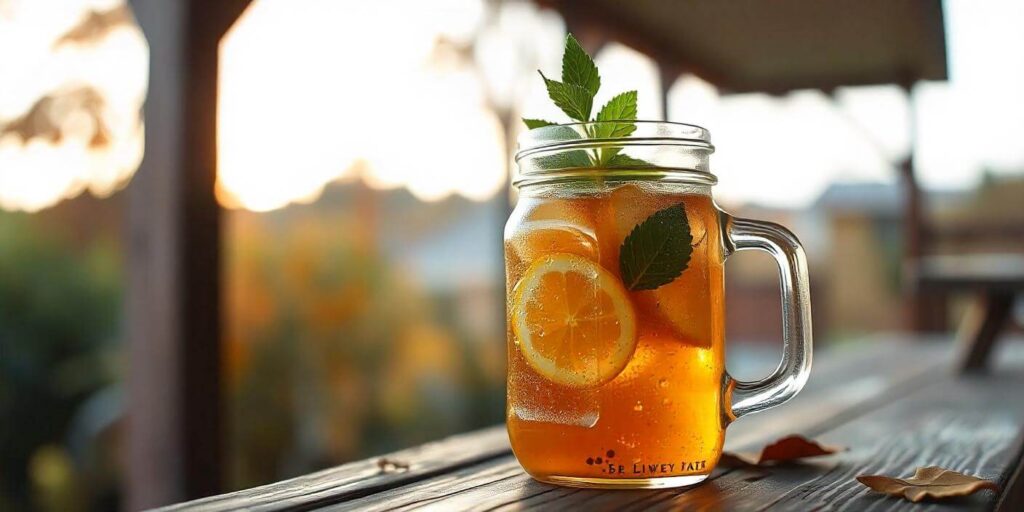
[322,339,957,511]
[159,339,1024,511]
[330,341,1023,511]
[156,427,509,511]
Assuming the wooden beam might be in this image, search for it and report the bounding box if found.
[537,0,733,90]
[126,1,250,509]
[536,0,946,96]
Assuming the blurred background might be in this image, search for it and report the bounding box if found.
[2,0,1023,510]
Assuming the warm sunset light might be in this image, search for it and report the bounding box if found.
[0,0,147,212]
[217,0,507,211]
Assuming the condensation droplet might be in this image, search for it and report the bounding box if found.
[662,398,671,405]
[658,378,669,388]
[633,401,643,412]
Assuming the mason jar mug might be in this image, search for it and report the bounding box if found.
[504,121,812,489]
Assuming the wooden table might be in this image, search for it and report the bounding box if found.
[161,337,1024,511]
[916,254,1024,372]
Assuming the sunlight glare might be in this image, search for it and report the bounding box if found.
[0,0,147,212]
[218,0,506,211]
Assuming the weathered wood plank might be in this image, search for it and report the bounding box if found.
[155,427,510,512]
[319,457,528,512]
[338,377,1024,510]
[648,372,1024,511]
[726,335,951,450]
[324,339,957,511]
[348,343,1024,512]
[163,339,1024,511]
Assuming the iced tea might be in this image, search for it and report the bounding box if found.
[505,181,726,488]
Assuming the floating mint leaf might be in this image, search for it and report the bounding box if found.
[540,71,593,122]
[523,118,557,129]
[619,203,692,291]
[562,34,600,96]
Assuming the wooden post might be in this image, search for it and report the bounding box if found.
[899,83,946,332]
[658,63,679,121]
[126,1,250,509]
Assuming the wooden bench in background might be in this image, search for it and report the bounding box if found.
[916,254,1024,373]
[160,337,1024,511]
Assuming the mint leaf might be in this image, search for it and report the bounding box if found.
[594,90,639,164]
[523,118,557,129]
[619,203,693,291]
[530,125,593,169]
[594,91,638,137]
[524,32,657,173]
[536,149,593,170]
[562,34,600,96]
[540,71,593,122]
[606,153,652,168]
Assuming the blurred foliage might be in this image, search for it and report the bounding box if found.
[0,210,123,511]
[225,185,505,490]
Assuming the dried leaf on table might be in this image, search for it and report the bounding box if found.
[720,434,844,467]
[857,466,999,503]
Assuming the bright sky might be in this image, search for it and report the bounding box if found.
[0,0,146,212]
[217,0,508,210]
[218,0,1024,210]
[1,0,1022,212]
[669,0,1024,207]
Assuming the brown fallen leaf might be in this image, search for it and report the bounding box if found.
[720,435,844,467]
[857,466,999,503]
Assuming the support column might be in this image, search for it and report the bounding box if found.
[899,83,945,332]
[126,1,250,508]
[658,62,679,121]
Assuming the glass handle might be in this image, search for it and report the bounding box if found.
[721,214,813,421]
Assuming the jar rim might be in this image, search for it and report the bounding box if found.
[515,120,713,159]
[513,121,716,188]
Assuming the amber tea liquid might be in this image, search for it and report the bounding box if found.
[505,181,726,487]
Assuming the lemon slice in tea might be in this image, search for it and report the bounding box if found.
[511,253,637,387]
[512,220,599,263]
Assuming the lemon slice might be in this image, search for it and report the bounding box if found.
[511,253,637,388]
[512,220,599,263]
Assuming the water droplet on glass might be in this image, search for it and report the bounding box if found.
[633,401,643,412]
[658,378,669,388]
[662,398,671,405]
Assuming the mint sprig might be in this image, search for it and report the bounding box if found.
[523,34,650,169]
[525,35,690,290]
[561,34,601,97]
[619,203,693,291]
[539,71,593,121]
[594,90,638,165]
